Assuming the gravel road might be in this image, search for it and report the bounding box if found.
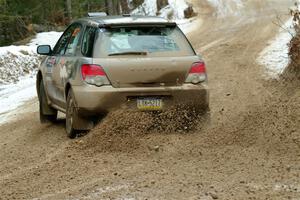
[1,0,299,199]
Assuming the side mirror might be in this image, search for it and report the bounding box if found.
[37,45,52,55]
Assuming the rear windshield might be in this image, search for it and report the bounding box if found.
[95,26,195,57]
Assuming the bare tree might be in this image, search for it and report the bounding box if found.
[65,0,72,22]
[120,0,130,14]
[105,0,113,15]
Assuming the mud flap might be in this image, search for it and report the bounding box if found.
[39,80,57,118]
[40,95,57,115]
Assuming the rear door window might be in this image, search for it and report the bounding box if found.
[65,26,82,56]
[81,26,97,57]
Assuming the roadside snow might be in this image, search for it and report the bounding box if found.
[0,32,62,123]
[0,77,36,124]
[0,32,61,57]
[258,18,294,78]
[0,31,62,84]
[29,31,62,47]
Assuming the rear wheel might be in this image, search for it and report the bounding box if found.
[39,80,57,123]
[66,90,77,138]
[65,90,94,138]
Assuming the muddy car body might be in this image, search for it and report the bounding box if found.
[36,15,209,138]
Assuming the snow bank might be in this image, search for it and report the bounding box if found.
[0,32,62,84]
[0,32,62,122]
[207,0,244,17]
[258,18,293,79]
[0,52,41,84]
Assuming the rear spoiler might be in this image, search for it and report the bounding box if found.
[98,22,177,28]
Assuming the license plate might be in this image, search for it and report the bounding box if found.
[137,98,163,110]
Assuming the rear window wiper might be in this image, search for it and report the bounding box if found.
[108,51,148,56]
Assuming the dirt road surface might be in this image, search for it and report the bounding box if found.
[1,1,300,199]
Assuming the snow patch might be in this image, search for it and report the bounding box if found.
[29,31,62,47]
[258,18,293,79]
[0,76,36,124]
[132,0,158,16]
[161,0,189,20]
[132,0,189,21]
[207,0,244,17]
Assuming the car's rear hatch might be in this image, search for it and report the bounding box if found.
[93,56,199,88]
[92,22,199,88]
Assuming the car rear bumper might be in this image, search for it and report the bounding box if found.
[72,83,209,116]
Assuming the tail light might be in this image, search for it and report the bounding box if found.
[185,62,207,84]
[81,64,110,86]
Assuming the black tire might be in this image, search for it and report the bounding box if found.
[39,80,57,123]
[65,90,94,138]
[66,90,78,139]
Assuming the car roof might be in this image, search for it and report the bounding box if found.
[75,15,176,27]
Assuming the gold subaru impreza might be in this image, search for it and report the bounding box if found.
[36,14,209,138]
